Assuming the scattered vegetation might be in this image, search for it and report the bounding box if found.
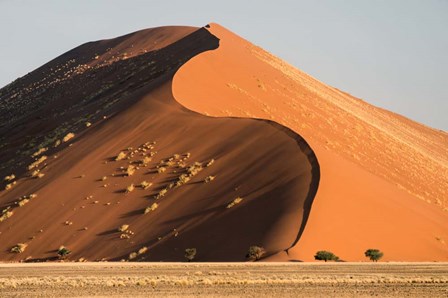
[227,197,243,209]
[10,243,28,253]
[365,249,384,262]
[314,251,339,262]
[185,248,197,262]
[246,246,266,261]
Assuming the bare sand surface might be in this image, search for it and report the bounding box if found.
[0,262,447,297]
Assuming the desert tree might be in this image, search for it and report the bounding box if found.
[364,249,383,262]
[314,250,339,262]
[185,248,197,262]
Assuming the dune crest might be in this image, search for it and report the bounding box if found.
[173,23,448,261]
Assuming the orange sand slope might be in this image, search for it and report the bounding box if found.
[173,23,448,261]
[0,27,319,261]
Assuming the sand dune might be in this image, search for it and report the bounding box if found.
[0,27,319,261]
[173,23,448,261]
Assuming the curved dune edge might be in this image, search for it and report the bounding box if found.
[0,26,319,262]
[173,23,448,261]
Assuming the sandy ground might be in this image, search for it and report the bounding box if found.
[0,262,447,297]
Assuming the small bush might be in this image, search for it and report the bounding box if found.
[115,151,127,161]
[0,208,13,222]
[364,249,384,262]
[246,246,266,261]
[157,167,166,174]
[204,175,215,183]
[28,156,47,170]
[118,224,129,232]
[185,248,197,262]
[31,147,48,158]
[11,243,28,253]
[5,181,17,190]
[125,165,136,176]
[62,132,75,143]
[140,181,152,190]
[227,197,243,208]
[57,246,71,258]
[4,174,15,182]
[125,184,135,193]
[314,250,339,262]
[144,203,158,214]
[154,188,168,200]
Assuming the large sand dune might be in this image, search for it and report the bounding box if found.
[0,27,319,261]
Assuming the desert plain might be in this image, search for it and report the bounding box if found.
[1,262,448,297]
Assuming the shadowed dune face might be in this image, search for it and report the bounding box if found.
[0,27,319,261]
[173,23,448,261]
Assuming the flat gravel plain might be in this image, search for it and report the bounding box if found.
[0,262,447,297]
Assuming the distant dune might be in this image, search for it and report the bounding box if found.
[0,23,446,262]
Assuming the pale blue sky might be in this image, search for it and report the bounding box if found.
[1,0,447,130]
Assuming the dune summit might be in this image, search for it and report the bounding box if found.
[0,23,446,262]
